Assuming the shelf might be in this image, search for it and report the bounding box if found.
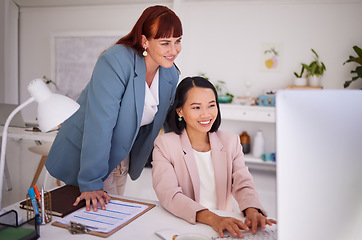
[219,104,275,123]
[244,155,275,165]
[244,155,276,171]
[286,85,323,89]
[218,104,276,172]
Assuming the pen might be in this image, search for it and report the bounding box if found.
[41,186,46,224]
[28,187,42,224]
[33,185,49,223]
[33,185,41,202]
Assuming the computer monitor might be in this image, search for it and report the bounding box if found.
[0,103,26,128]
[276,90,362,240]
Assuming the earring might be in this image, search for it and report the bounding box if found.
[178,116,183,122]
[143,49,148,57]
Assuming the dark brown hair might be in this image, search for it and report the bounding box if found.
[116,5,183,57]
[166,76,221,135]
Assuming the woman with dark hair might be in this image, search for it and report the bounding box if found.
[45,5,182,211]
[152,76,276,238]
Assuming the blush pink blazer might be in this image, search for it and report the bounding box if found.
[152,129,266,224]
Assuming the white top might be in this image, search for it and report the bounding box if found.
[193,150,218,210]
[140,69,159,126]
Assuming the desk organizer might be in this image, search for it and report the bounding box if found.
[26,191,52,224]
[0,209,40,239]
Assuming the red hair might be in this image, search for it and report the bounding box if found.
[116,5,183,57]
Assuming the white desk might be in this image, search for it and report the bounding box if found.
[0,126,57,142]
[4,196,247,240]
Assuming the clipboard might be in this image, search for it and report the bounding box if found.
[51,196,156,238]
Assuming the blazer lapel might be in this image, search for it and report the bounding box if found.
[209,132,228,210]
[180,130,201,202]
[133,54,146,126]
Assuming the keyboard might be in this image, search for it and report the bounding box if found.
[211,224,277,240]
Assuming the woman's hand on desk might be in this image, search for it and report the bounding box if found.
[73,190,111,211]
[244,207,277,234]
[196,209,249,238]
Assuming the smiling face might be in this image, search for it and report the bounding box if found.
[177,87,218,136]
[143,36,182,69]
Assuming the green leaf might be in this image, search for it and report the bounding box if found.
[311,63,317,75]
[226,93,234,98]
[294,65,305,78]
[343,56,354,65]
[344,80,352,88]
[353,46,362,58]
[343,46,362,65]
[311,49,319,58]
[302,63,309,71]
[356,66,362,77]
[322,62,326,71]
[344,57,362,65]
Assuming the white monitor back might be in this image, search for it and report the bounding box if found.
[0,103,26,128]
[276,90,362,240]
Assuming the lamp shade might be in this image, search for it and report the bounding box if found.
[27,79,79,132]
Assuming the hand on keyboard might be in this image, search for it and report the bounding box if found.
[211,224,278,240]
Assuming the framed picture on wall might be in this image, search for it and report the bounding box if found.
[260,42,283,72]
[51,32,124,100]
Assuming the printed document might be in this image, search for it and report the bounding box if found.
[56,199,149,233]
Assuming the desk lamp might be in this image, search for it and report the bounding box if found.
[0,78,80,213]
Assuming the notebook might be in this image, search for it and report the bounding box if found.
[20,185,86,217]
[0,103,27,128]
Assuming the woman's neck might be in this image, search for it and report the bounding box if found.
[186,128,210,152]
[145,58,159,87]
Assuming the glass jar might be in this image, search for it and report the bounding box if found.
[240,131,250,154]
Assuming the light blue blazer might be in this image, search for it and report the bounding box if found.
[45,44,179,192]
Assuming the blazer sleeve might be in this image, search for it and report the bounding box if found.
[77,51,129,192]
[230,134,268,217]
[152,135,207,224]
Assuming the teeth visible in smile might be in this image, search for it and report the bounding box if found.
[165,56,174,60]
[200,120,210,124]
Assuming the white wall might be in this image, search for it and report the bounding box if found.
[0,1,4,102]
[0,0,19,104]
[17,0,362,121]
[18,2,172,120]
[177,0,362,95]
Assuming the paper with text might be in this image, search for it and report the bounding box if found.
[56,200,149,233]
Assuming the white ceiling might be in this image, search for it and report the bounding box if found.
[12,0,362,7]
[12,0,171,8]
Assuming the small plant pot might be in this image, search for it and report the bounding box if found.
[294,77,307,86]
[218,95,233,103]
[308,75,322,87]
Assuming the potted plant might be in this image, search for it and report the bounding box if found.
[343,45,362,88]
[302,49,326,87]
[214,80,234,103]
[200,73,234,103]
[293,65,307,86]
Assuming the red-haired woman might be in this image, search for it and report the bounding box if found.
[45,5,183,211]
